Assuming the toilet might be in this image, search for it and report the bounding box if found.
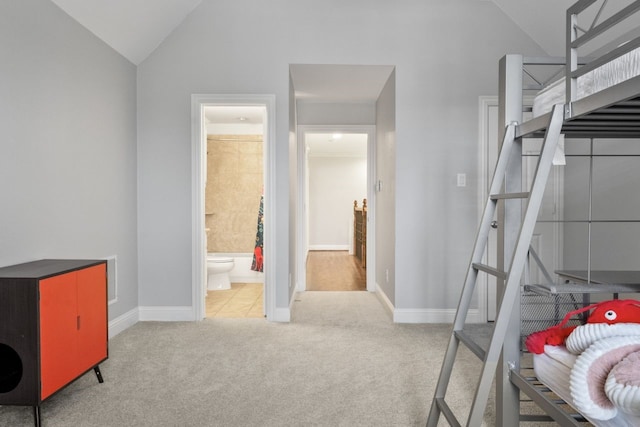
[206,255,235,290]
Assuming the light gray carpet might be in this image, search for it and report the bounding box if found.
[1,292,525,426]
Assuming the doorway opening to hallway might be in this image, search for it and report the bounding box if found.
[297,127,374,292]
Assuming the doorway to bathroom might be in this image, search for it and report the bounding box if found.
[297,126,375,292]
[191,94,275,321]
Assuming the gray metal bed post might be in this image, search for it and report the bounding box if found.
[497,54,523,426]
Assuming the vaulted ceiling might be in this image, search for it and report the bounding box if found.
[50,0,203,65]
[51,0,574,65]
[491,0,574,57]
[48,0,628,158]
[48,0,633,108]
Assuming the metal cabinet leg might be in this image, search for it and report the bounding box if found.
[94,365,104,383]
[33,406,41,427]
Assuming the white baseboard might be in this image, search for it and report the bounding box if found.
[393,308,481,323]
[372,282,483,323]
[375,282,394,317]
[107,298,482,336]
[108,307,139,338]
[268,292,295,322]
[308,245,350,251]
[138,306,195,321]
[272,306,291,322]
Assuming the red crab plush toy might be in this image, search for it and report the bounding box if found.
[525,299,640,354]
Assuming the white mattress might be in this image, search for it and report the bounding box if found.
[532,47,640,117]
[534,345,640,427]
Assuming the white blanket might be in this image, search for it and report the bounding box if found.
[534,324,640,425]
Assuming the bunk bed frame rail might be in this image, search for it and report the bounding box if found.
[566,0,640,119]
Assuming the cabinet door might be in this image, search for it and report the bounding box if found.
[39,272,79,400]
[76,264,107,373]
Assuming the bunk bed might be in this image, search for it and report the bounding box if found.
[426,2,640,425]
[499,1,640,425]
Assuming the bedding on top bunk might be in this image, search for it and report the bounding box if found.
[532,46,640,117]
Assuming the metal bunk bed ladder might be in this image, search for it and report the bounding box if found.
[426,105,564,427]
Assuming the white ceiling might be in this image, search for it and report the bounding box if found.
[50,0,575,65]
[50,0,202,65]
[50,0,639,65]
[49,0,636,96]
[491,0,573,57]
[492,0,640,57]
[204,106,264,125]
[305,133,368,157]
[290,64,395,103]
[50,0,635,158]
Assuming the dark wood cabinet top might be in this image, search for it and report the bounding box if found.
[0,259,105,279]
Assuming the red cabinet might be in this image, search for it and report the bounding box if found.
[39,264,107,399]
[0,259,108,426]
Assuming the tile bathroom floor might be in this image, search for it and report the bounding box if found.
[206,283,264,318]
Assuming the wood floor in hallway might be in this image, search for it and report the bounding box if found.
[306,250,366,291]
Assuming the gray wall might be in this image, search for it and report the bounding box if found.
[136,0,546,317]
[308,156,367,249]
[0,0,139,320]
[376,70,397,304]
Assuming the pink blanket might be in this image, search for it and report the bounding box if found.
[565,324,640,420]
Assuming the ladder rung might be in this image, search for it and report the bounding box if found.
[472,263,507,279]
[454,330,486,360]
[490,191,530,200]
[435,398,462,427]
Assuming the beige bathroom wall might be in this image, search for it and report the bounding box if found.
[205,135,263,253]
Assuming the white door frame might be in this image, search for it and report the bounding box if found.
[477,96,496,323]
[296,125,376,292]
[191,94,276,320]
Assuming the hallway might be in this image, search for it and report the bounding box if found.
[306,250,366,291]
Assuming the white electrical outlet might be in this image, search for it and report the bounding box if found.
[457,173,466,187]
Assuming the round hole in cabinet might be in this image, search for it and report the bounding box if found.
[0,343,22,393]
